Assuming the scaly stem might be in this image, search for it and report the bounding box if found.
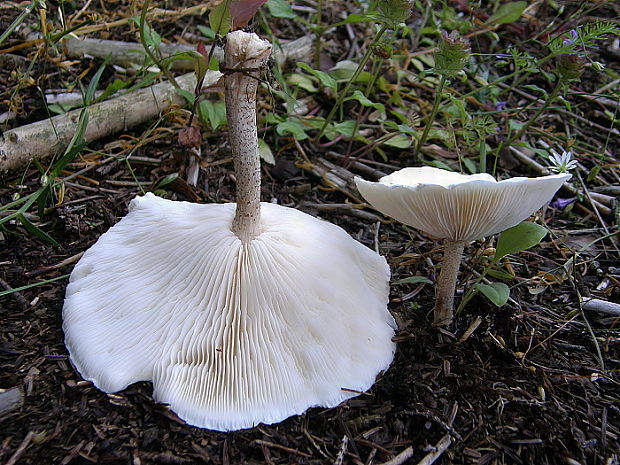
[434,239,465,327]
[224,31,271,243]
[315,25,388,141]
[414,74,447,159]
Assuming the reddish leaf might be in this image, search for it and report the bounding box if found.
[230,0,268,28]
[197,40,208,58]
[178,126,202,147]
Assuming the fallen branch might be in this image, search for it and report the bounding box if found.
[0,71,221,173]
[61,35,312,71]
[582,298,620,317]
[0,387,24,417]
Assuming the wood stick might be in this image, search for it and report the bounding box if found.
[582,298,620,317]
[62,35,311,70]
[0,71,221,173]
[0,387,24,417]
[416,435,452,465]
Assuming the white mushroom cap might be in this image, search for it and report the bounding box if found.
[355,166,571,241]
[63,193,395,431]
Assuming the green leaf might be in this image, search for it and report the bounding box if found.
[296,62,337,90]
[333,120,357,138]
[176,88,195,104]
[17,213,61,248]
[475,282,509,306]
[198,100,227,131]
[328,13,376,28]
[382,133,412,148]
[276,119,308,140]
[486,268,515,281]
[494,221,548,262]
[84,58,109,105]
[509,120,524,132]
[394,276,433,285]
[258,139,275,165]
[587,165,601,182]
[462,157,477,174]
[209,1,232,36]
[266,0,296,18]
[156,173,179,188]
[347,90,385,112]
[48,103,76,114]
[522,84,548,98]
[197,25,216,39]
[97,78,130,102]
[287,73,318,92]
[485,1,527,26]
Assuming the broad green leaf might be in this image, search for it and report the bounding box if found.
[276,119,308,140]
[485,1,527,25]
[266,0,296,18]
[287,73,318,92]
[97,78,130,102]
[382,133,412,148]
[258,139,275,165]
[494,221,548,263]
[176,89,195,104]
[475,282,509,307]
[197,25,216,39]
[198,100,226,131]
[462,157,477,174]
[141,23,162,49]
[348,90,385,112]
[394,276,433,285]
[209,1,232,36]
[296,62,337,90]
[509,120,524,132]
[333,120,357,138]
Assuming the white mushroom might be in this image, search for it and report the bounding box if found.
[63,31,396,432]
[355,166,571,326]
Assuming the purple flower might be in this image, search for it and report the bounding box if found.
[495,101,508,111]
[550,197,576,210]
[563,29,578,46]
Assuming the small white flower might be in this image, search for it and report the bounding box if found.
[550,151,578,173]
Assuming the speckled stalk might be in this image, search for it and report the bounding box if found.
[224,31,271,243]
[434,240,465,327]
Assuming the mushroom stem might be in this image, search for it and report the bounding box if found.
[434,239,465,327]
[224,31,272,243]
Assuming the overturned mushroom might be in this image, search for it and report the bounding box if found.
[63,31,395,431]
[355,166,570,326]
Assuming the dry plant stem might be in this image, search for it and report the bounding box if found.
[434,240,465,326]
[224,33,271,243]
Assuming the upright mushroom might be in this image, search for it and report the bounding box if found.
[355,166,570,326]
[63,31,396,431]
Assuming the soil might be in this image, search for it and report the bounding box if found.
[1,1,619,464]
